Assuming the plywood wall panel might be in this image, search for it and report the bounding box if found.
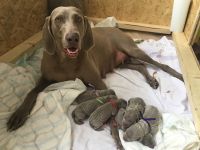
[84,0,173,26]
[0,0,47,56]
[184,0,200,41]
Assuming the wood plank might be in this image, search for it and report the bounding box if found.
[184,0,200,42]
[188,8,200,44]
[173,32,200,136]
[88,17,171,34]
[0,0,47,56]
[190,11,200,45]
[84,0,173,26]
[117,24,171,34]
[117,20,170,29]
[0,31,42,63]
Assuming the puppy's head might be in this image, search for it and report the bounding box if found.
[43,6,93,60]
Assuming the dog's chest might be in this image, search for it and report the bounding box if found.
[42,61,81,82]
[52,66,82,81]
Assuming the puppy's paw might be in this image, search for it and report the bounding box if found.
[147,77,159,89]
[92,125,104,131]
[72,110,85,125]
[89,122,104,131]
[73,117,84,125]
[7,109,29,131]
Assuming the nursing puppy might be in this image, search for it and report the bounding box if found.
[7,6,183,131]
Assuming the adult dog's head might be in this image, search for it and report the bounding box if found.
[43,6,93,60]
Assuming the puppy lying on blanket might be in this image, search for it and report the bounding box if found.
[115,98,162,148]
[72,95,117,124]
[7,6,183,131]
[72,89,127,150]
[75,89,116,104]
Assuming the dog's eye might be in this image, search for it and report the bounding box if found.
[75,15,82,23]
[55,15,64,23]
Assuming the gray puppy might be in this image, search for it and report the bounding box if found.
[72,95,117,124]
[122,97,146,130]
[89,99,127,130]
[115,108,126,129]
[75,89,116,104]
[123,105,162,148]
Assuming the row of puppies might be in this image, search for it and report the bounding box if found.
[72,89,127,130]
[115,98,162,148]
[73,89,126,150]
[72,89,161,149]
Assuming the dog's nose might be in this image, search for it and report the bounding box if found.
[66,32,79,44]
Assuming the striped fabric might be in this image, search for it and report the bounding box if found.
[0,61,86,150]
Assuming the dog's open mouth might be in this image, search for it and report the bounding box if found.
[63,47,79,58]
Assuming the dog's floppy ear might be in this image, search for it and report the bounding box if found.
[82,17,94,51]
[43,16,56,55]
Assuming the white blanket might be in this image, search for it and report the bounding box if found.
[0,63,86,150]
[70,37,200,150]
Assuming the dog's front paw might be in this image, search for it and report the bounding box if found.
[147,77,159,89]
[7,108,29,131]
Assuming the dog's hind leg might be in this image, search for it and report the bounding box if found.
[117,39,183,81]
[119,62,159,89]
[132,49,183,81]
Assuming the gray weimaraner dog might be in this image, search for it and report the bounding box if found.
[7,6,183,131]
